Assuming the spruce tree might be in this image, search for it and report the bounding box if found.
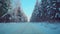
[30,0,60,22]
[30,0,40,22]
[0,0,28,22]
[9,0,28,22]
[0,0,11,22]
[0,0,10,17]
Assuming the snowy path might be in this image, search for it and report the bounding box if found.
[0,23,60,34]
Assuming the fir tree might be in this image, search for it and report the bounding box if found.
[0,0,10,17]
[30,0,60,22]
[0,0,11,22]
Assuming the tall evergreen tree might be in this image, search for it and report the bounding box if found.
[46,0,60,22]
[30,0,45,22]
[0,0,28,22]
[30,0,40,22]
[0,0,11,22]
[30,0,60,22]
[0,0,10,17]
[8,0,28,22]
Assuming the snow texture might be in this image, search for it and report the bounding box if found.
[0,23,60,34]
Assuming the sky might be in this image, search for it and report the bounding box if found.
[21,0,36,20]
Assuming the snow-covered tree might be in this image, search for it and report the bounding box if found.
[46,0,60,22]
[30,0,60,22]
[0,0,11,22]
[0,0,11,17]
[30,0,47,22]
[0,0,28,22]
[30,0,40,22]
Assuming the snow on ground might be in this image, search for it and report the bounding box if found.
[0,22,60,34]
